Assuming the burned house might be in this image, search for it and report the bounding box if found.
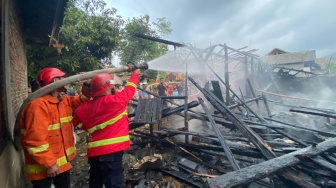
[108,38,336,187]
[0,0,67,187]
[260,48,321,94]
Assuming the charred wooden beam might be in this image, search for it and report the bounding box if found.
[207,137,336,188]
[297,105,336,114]
[270,100,335,114]
[224,44,230,105]
[189,77,318,187]
[263,117,336,137]
[189,76,276,159]
[278,171,321,188]
[162,101,199,117]
[290,109,336,119]
[187,112,236,129]
[169,142,263,159]
[262,93,272,117]
[238,87,251,119]
[169,134,257,151]
[228,96,262,109]
[219,44,259,57]
[199,97,240,170]
[247,78,259,107]
[162,127,292,148]
[243,120,285,129]
[192,135,295,149]
[162,128,248,138]
[159,129,216,138]
[310,156,336,174]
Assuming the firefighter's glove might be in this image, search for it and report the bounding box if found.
[81,85,92,100]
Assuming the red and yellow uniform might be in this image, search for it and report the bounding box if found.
[72,72,138,157]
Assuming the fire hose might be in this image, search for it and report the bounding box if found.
[12,62,148,150]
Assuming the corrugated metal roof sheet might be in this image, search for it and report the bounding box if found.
[260,50,316,65]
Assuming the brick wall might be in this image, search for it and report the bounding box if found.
[9,2,27,121]
[0,1,27,188]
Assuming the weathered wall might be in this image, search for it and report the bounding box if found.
[0,0,27,187]
[9,0,27,120]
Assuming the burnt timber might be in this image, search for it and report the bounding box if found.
[128,36,336,188]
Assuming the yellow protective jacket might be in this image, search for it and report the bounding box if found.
[20,94,85,180]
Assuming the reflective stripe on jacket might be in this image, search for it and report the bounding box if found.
[20,94,84,180]
[73,72,139,158]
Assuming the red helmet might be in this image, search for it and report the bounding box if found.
[90,73,114,97]
[37,68,66,87]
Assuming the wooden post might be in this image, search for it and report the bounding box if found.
[262,93,272,117]
[244,55,250,97]
[224,44,230,106]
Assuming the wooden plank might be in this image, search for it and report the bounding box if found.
[133,98,162,124]
[142,99,152,123]
[207,137,336,188]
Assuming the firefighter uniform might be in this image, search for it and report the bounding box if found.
[20,67,88,188]
[72,71,138,188]
[20,94,84,180]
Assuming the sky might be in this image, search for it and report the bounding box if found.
[105,0,336,58]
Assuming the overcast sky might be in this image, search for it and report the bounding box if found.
[105,0,336,58]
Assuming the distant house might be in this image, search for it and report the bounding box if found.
[260,48,323,94]
[260,49,320,73]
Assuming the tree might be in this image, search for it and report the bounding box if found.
[325,61,336,75]
[118,16,172,80]
[26,0,123,81]
[58,0,123,73]
[118,15,159,65]
[26,45,60,81]
[26,1,173,84]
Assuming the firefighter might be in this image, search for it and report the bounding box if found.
[72,68,140,188]
[20,67,90,188]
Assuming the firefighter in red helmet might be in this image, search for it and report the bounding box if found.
[20,67,90,188]
[72,68,141,188]
[90,73,115,97]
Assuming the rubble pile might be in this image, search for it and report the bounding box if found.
[70,92,336,188]
[124,76,336,187]
[71,44,336,188]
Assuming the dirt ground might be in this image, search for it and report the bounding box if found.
[70,131,90,188]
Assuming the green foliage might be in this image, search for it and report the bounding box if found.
[325,62,336,75]
[118,16,172,80]
[26,45,59,81]
[58,0,123,73]
[152,17,172,39]
[26,0,122,81]
[118,15,159,65]
[26,0,173,83]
